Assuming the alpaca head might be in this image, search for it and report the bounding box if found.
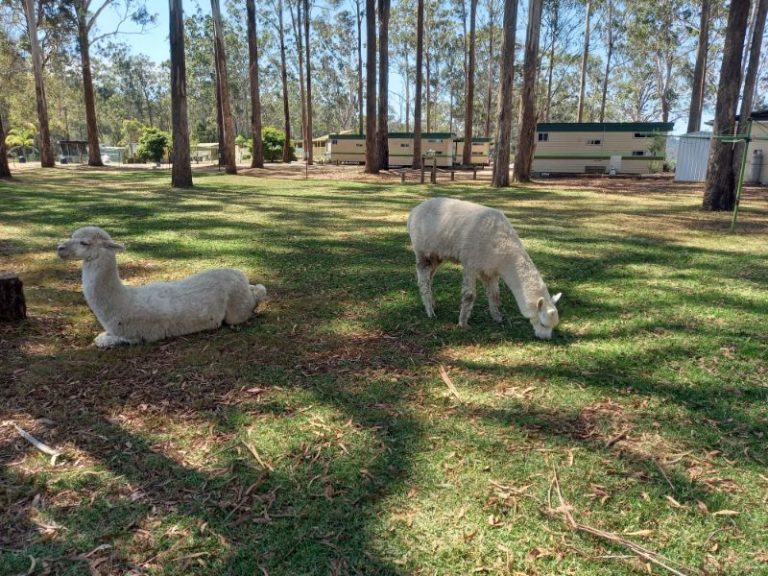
[532,292,561,340]
[57,226,125,261]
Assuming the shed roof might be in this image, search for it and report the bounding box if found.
[536,122,674,133]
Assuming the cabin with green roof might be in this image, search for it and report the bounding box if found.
[532,122,673,175]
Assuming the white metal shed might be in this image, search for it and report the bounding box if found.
[674,131,711,182]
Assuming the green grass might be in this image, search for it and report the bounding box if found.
[1,168,767,575]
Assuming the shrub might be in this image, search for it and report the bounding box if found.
[261,127,295,162]
[137,127,170,163]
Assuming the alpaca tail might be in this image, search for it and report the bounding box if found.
[250,283,267,303]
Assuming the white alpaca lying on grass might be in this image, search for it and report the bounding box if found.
[407,197,561,339]
[57,226,267,348]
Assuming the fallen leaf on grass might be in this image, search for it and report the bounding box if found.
[623,529,654,537]
[665,495,684,509]
[711,509,739,517]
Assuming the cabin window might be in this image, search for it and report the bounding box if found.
[586,139,601,145]
[631,150,646,156]
[538,133,549,141]
[634,132,648,138]
[355,143,363,148]
[400,143,409,147]
[332,139,338,145]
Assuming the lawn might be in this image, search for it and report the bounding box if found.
[1,168,767,576]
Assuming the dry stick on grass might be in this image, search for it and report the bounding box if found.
[439,365,461,400]
[7,422,63,465]
[548,468,700,576]
[243,440,274,471]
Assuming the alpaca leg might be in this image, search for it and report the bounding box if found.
[416,255,438,318]
[458,269,477,328]
[484,275,503,323]
[94,332,132,348]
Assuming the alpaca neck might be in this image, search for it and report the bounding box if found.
[500,255,545,318]
[82,253,126,312]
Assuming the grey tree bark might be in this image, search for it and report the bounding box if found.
[364,0,378,172]
[576,0,591,122]
[376,0,390,170]
[247,0,265,168]
[210,0,237,174]
[412,0,424,168]
[687,0,711,133]
[23,0,55,167]
[462,0,478,165]
[703,0,750,211]
[513,0,542,182]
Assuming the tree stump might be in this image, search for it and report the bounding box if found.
[0,272,27,321]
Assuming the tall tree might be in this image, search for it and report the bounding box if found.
[513,0,542,182]
[376,0,390,169]
[22,0,54,167]
[355,0,364,133]
[703,0,750,211]
[275,0,292,162]
[412,0,424,168]
[0,109,10,178]
[304,0,314,164]
[210,0,237,173]
[734,0,767,175]
[246,0,264,168]
[60,1,153,167]
[576,0,591,122]
[598,0,613,123]
[687,0,711,133]
[169,0,192,187]
[289,0,308,160]
[484,0,498,137]
[491,0,518,187]
[364,0,377,172]
[461,0,478,165]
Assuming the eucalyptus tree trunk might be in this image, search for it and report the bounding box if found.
[576,0,591,122]
[0,111,10,178]
[364,0,378,172]
[733,0,767,176]
[485,0,496,137]
[169,0,192,187]
[246,0,264,168]
[210,0,237,174]
[412,0,424,168]
[461,0,478,166]
[404,50,411,132]
[74,2,102,166]
[356,0,364,134]
[598,0,613,123]
[687,0,711,133]
[290,0,308,161]
[23,0,54,167]
[544,0,559,122]
[513,0,542,182]
[376,0,390,169]
[425,51,431,132]
[304,0,314,164]
[491,0,518,187]
[703,0,750,211]
[277,0,292,162]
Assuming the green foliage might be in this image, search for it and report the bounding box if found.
[5,123,36,154]
[261,126,294,162]
[120,119,145,146]
[136,127,170,163]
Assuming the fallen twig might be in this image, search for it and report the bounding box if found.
[10,423,62,465]
[549,468,700,576]
[243,441,274,471]
[438,365,461,400]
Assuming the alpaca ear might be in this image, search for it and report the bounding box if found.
[552,292,562,304]
[105,241,125,252]
[537,297,544,312]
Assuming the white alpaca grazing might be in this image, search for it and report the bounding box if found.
[407,197,561,339]
[57,226,267,347]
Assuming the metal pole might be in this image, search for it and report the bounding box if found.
[730,119,752,233]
